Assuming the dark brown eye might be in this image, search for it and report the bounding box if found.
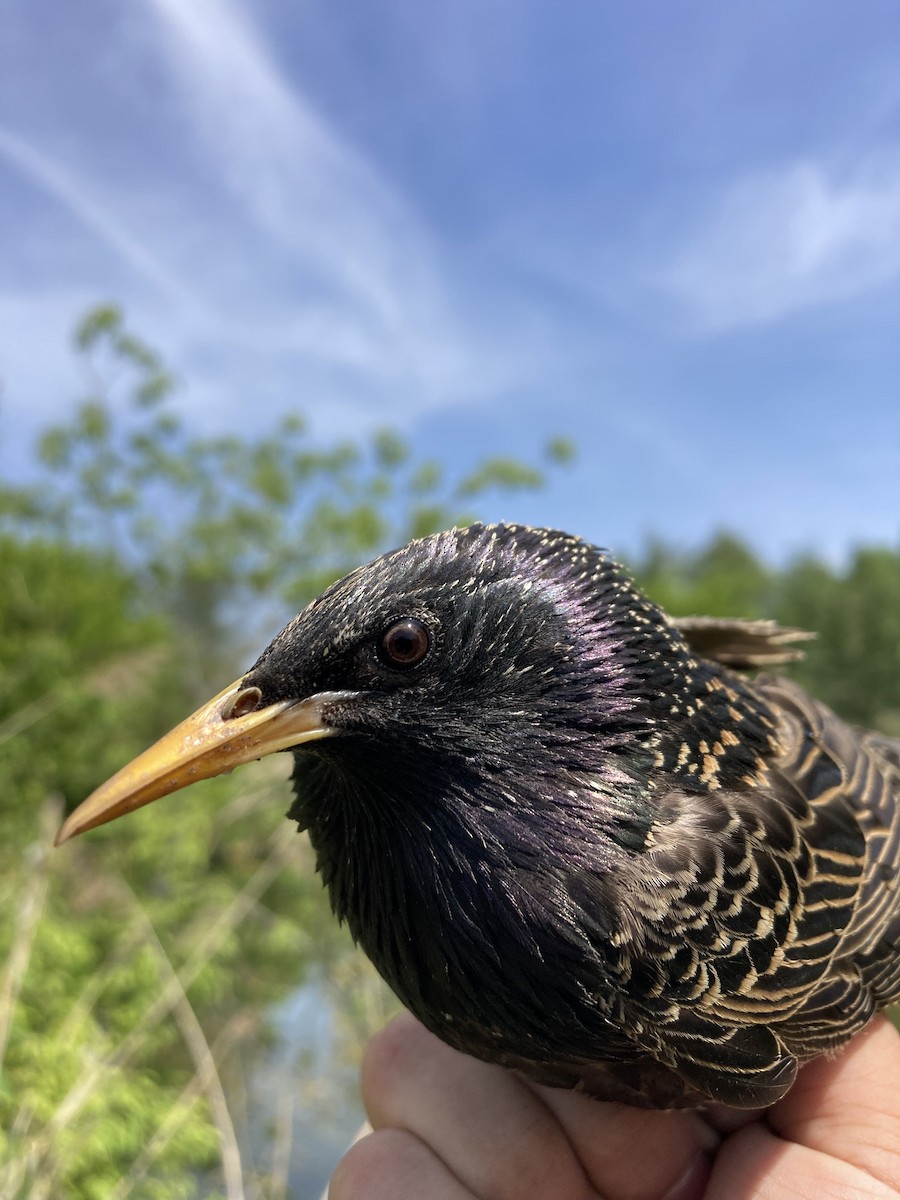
[379,618,431,669]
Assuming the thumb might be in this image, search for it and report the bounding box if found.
[767,1016,900,1191]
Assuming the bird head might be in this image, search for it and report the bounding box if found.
[58,524,688,853]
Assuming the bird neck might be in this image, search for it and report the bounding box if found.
[289,733,651,1001]
[289,738,634,1036]
[647,656,781,792]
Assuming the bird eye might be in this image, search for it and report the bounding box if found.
[379,618,431,669]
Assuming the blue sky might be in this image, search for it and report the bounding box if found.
[2,0,899,564]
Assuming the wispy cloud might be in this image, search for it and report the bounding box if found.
[660,153,900,330]
[0,125,198,307]
[142,0,523,404]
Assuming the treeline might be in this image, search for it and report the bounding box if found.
[634,533,900,734]
[0,307,897,1197]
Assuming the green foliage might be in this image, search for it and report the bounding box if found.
[633,532,773,618]
[0,536,175,846]
[4,305,570,694]
[776,547,900,731]
[630,536,900,732]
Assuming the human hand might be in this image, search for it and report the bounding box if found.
[330,1011,900,1199]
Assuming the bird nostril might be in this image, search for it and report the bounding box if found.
[224,686,263,720]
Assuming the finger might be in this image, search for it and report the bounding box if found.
[330,1128,478,1200]
[527,1081,719,1200]
[706,1120,899,1200]
[768,1016,900,1190]
[361,1013,598,1200]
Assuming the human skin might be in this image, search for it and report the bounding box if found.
[330,1012,900,1200]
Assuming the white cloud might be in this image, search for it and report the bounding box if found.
[661,154,900,330]
[1,0,552,450]
[0,125,198,308]
[141,0,504,402]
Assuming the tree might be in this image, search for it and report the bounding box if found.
[633,532,772,618]
[777,547,900,732]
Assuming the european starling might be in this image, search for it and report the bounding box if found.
[58,524,900,1109]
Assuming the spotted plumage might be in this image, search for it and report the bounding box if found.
[60,523,900,1108]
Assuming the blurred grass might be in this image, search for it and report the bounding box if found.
[0,766,394,1200]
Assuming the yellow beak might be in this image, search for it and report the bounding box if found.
[56,679,336,844]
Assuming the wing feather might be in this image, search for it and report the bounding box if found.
[673,617,816,668]
[603,675,900,1106]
